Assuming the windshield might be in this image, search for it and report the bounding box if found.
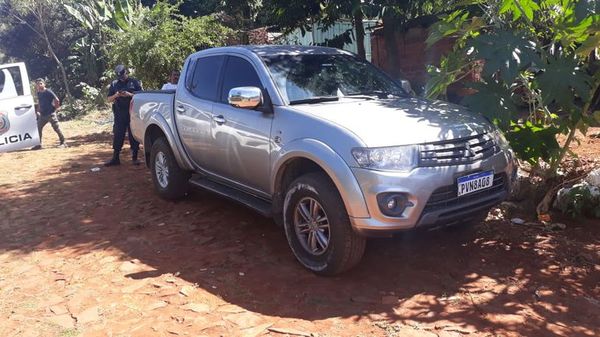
[261,53,405,104]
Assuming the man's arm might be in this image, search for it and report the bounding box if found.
[52,98,61,111]
[49,90,61,111]
[107,82,120,103]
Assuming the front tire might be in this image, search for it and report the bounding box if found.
[283,172,366,275]
[150,137,190,200]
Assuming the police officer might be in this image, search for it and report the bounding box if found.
[105,65,142,166]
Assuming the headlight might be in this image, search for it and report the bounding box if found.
[352,145,418,171]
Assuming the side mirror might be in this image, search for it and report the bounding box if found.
[228,86,263,109]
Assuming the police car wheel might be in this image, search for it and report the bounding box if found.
[150,137,190,200]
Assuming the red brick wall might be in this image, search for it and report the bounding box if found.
[371,26,454,93]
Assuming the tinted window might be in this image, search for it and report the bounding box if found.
[190,55,224,101]
[184,58,196,90]
[220,57,262,103]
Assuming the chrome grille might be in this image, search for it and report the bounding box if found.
[419,133,499,167]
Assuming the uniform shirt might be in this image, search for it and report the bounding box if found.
[37,89,58,116]
[108,77,142,114]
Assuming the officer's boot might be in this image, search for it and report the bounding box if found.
[132,149,141,166]
[104,150,121,166]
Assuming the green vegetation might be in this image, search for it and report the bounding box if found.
[425,0,600,178]
[107,1,231,89]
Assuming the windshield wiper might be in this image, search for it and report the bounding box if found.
[289,96,340,105]
[341,94,375,100]
[347,90,403,99]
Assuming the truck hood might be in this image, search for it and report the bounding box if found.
[289,97,495,147]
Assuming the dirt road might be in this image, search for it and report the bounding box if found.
[1,113,599,337]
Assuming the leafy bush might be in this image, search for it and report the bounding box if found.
[59,82,104,120]
[558,184,600,218]
[105,1,232,89]
[426,0,600,177]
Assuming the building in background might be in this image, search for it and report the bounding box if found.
[278,20,378,61]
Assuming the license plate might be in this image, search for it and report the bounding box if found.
[457,170,494,197]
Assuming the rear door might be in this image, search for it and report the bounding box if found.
[0,62,39,152]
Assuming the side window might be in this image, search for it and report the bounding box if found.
[185,58,196,90]
[0,66,24,99]
[190,55,224,101]
[220,57,262,103]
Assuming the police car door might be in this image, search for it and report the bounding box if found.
[0,62,39,152]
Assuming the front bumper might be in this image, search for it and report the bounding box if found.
[348,151,516,237]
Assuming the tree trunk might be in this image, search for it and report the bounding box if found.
[43,30,72,101]
[352,2,366,60]
[34,5,72,101]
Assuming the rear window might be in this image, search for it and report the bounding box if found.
[0,66,25,99]
[189,55,225,101]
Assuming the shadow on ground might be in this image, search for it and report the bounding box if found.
[1,131,599,336]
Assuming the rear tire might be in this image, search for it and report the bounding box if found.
[150,137,190,200]
[283,172,366,275]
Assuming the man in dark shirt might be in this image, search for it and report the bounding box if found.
[105,64,142,166]
[31,78,66,150]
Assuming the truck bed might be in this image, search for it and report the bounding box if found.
[130,90,175,145]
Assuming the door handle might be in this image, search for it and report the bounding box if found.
[176,105,185,113]
[212,115,226,125]
[15,104,32,110]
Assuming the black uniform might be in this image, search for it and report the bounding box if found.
[107,77,141,154]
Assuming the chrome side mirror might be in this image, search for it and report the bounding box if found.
[228,86,263,109]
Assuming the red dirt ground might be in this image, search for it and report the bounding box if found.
[1,113,599,337]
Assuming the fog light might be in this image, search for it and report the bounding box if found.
[386,198,396,209]
[377,193,413,217]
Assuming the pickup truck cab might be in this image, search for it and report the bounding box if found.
[130,45,516,275]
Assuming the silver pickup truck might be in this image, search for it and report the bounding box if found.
[130,45,516,275]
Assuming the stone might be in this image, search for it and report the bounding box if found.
[242,323,273,337]
[217,304,246,313]
[511,217,526,225]
[49,305,68,315]
[47,314,75,329]
[122,281,147,294]
[268,327,312,336]
[147,301,168,311]
[179,285,195,297]
[182,303,210,313]
[585,168,600,187]
[76,306,101,324]
[119,261,139,273]
[224,312,263,328]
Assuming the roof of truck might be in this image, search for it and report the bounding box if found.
[194,45,353,58]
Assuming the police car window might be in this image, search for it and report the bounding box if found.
[190,55,224,101]
[220,57,262,103]
[0,66,24,99]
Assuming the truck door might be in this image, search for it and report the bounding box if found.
[211,55,273,194]
[0,62,39,152]
[174,55,225,169]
